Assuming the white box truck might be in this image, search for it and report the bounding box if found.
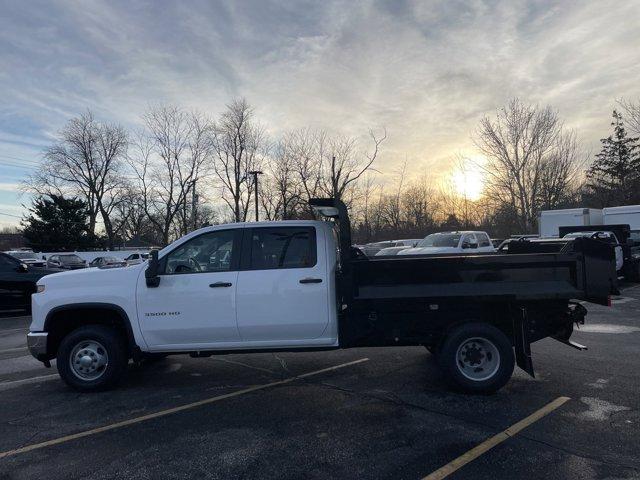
[539,208,603,238]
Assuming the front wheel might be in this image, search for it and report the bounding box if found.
[56,325,128,392]
[438,323,514,394]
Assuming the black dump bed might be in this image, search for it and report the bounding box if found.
[352,240,614,306]
[309,198,616,307]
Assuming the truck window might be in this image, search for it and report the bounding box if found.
[164,229,238,274]
[249,227,316,270]
[478,233,491,247]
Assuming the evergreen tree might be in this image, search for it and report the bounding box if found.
[21,195,101,251]
[585,110,640,206]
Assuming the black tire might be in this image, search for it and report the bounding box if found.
[56,325,128,392]
[438,322,514,394]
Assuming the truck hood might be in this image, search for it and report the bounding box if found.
[38,263,144,288]
[398,246,460,255]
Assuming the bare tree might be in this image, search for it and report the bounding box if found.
[320,129,386,203]
[288,127,386,218]
[402,175,438,235]
[260,133,304,220]
[290,128,325,215]
[28,111,128,248]
[538,130,585,210]
[211,98,266,222]
[618,98,640,137]
[475,99,576,232]
[129,106,213,245]
[377,160,407,232]
[351,173,379,242]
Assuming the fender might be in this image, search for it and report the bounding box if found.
[44,302,141,358]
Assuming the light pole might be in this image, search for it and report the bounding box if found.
[248,170,263,221]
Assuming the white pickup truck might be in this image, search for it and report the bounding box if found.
[27,199,615,394]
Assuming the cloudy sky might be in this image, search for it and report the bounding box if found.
[1,0,639,227]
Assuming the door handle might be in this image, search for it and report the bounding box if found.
[299,278,322,284]
[209,282,232,288]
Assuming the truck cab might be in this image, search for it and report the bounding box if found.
[136,221,338,350]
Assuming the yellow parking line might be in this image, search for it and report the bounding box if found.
[423,396,571,480]
[0,357,369,460]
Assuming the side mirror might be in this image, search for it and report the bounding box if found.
[145,250,161,288]
[17,263,28,273]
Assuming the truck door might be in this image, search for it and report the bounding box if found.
[137,228,243,349]
[235,226,330,342]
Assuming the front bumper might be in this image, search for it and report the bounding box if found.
[27,332,48,360]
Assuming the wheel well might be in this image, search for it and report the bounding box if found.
[45,307,133,358]
[430,305,515,351]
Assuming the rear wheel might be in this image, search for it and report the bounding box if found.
[438,322,514,394]
[56,325,128,392]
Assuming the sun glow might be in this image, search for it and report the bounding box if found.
[451,162,485,201]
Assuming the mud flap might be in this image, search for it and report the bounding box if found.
[513,307,534,377]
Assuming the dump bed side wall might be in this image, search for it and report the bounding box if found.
[352,253,582,302]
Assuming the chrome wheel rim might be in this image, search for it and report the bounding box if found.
[69,340,109,380]
[456,337,500,381]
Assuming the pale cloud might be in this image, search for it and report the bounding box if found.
[0,0,639,226]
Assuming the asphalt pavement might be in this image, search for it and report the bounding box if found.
[0,286,639,480]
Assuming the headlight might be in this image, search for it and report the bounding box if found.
[36,284,46,293]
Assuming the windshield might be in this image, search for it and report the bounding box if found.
[11,252,36,260]
[103,257,119,262]
[417,233,462,248]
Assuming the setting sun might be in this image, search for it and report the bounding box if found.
[451,163,485,201]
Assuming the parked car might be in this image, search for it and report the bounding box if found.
[0,252,58,312]
[375,246,408,256]
[47,254,87,270]
[89,256,128,268]
[398,231,495,256]
[5,250,47,268]
[124,252,149,265]
[27,198,614,394]
[375,239,421,256]
[358,241,396,257]
[362,239,421,257]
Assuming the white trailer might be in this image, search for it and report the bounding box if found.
[539,208,603,238]
[603,205,640,243]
